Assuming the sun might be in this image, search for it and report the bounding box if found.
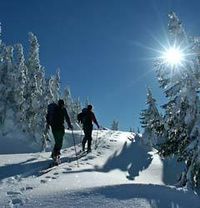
[162,47,184,67]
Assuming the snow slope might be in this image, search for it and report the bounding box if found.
[0,130,200,208]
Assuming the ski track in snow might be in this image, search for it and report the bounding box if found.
[0,130,200,207]
[0,130,117,207]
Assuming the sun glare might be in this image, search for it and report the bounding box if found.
[162,47,184,67]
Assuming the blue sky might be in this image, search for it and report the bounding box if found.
[1,0,200,130]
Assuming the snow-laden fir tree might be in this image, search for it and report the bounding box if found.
[25,32,48,146]
[154,12,200,188]
[0,25,84,150]
[61,91,89,130]
[0,25,22,134]
[1,46,17,134]
[111,120,119,131]
[0,39,5,128]
[63,87,72,107]
[140,88,162,146]
[49,69,60,103]
[63,87,83,129]
[14,44,28,131]
[71,98,82,124]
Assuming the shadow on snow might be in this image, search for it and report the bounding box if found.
[73,184,200,208]
[30,184,200,208]
[0,155,79,180]
[96,135,153,180]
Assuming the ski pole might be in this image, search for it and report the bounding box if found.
[94,128,100,149]
[80,128,84,144]
[71,129,79,167]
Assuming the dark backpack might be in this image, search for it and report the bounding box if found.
[77,108,92,127]
[47,103,59,126]
[77,113,82,124]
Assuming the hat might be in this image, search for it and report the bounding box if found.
[87,105,93,110]
[58,99,64,106]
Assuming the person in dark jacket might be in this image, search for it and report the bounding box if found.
[78,104,99,153]
[46,99,73,161]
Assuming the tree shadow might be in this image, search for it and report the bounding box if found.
[0,158,50,180]
[31,183,200,208]
[96,135,153,180]
[69,184,200,208]
[161,157,185,185]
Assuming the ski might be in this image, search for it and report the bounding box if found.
[38,151,90,176]
[38,161,60,176]
[77,150,88,158]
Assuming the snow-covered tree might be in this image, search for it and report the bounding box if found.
[63,87,73,110]
[71,98,82,123]
[140,88,162,146]
[25,32,48,147]
[111,120,119,130]
[0,44,7,128]
[14,44,28,130]
[63,87,74,120]
[49,69,60,103]
[0,24,84,150]
[153,12,200,188]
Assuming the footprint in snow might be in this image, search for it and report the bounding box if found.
[88,155,96,159]
[82,158,88,162]
[9,198,24,207]
[53,172,59,176]
[82,155,96,160]
[52,177,57,180]
[62,167,73,174]
[20,186,33,192]
[64,167,72,171]
[102,145,110,149]
[7,191,22,196]
[110,139,117,142]
[45,176,55,181]
[7,191,24,207]
[40,179,47,184]
[45,175,58,181]
[41,172,60,180]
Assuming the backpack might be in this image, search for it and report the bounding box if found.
[47,103,59,126]
[77,108,92,127]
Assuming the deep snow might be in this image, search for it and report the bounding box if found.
[0,130,199,208]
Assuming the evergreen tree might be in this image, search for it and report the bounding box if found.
[0,42,7,128]
[63,86,74,122]
[15,44,28,131]
[0,25,84,150]
[71,98,82,124]
[154,12,200,188]
[1,46,18,134]
[140,88,162,146]
[26,32,47,147]
[63,87,72,107]
[111,120,119,130]
[49,69,60,103]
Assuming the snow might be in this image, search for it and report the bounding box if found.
[0,130,199,207]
